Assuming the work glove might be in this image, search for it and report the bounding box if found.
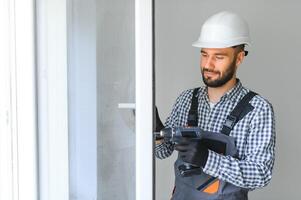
[174,137,209,168]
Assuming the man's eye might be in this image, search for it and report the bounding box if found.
[216,56,224,60]
[201,54,208,58]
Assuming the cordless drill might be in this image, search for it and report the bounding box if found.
[155,127,204,141]
[155,127,206,176]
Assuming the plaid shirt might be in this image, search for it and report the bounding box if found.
[155,80,276,189]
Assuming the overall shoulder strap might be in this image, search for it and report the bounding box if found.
[187,88,200,126]
[220,91,257,135]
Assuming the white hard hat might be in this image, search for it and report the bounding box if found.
[192,11,251,48]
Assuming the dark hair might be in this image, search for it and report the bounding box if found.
[232,44,248,56]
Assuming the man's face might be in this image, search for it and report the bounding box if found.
[200,47,241,88]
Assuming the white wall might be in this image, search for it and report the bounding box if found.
[155,0,301,199]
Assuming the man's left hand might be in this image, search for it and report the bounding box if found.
[174,137,209,168]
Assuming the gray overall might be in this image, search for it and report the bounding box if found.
[171,89,257,200]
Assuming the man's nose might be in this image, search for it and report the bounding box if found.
[202,56,214,70]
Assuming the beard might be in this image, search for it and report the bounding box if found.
[201,57,237,88]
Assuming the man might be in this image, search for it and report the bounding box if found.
[155,11,275,200]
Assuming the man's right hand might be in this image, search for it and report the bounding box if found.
[155,139,164,145]
[154,106,165,132]
[154,106,165,145]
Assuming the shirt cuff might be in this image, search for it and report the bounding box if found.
[155,142,167,151]
[202,149,222,177]
[155,142,164,154]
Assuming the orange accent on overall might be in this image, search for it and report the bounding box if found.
[203,180,220,194]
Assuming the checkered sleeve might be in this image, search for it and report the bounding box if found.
[203,100,276,189]
[155,91,185,159]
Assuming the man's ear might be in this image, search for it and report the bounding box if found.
[236,51,245,67]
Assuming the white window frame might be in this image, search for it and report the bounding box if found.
[0,0,38,199]
[36,0,154,199]
[135,0,154,199]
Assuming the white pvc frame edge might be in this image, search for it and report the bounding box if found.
[0,0,38,199]
[36,0,69,199]
[14,1,38,199]
[135,0,154,200]
[1,0,37,200]
[0,1,16,199]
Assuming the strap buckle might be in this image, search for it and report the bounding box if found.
[224,115,237,129]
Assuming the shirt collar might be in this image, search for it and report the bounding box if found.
[223,79,243,103]
[199,79,243,103]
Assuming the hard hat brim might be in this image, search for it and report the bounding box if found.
[192,40,251,49]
